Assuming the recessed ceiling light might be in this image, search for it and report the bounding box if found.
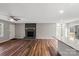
[59,10,64,14]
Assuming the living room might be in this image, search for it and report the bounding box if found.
[0,3,79,56]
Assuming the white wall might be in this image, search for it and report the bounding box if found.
[15,23,56,39]
[67,20,79,27]
[36,23,56,39]
[0,19,15,43]
[15,23,25,38]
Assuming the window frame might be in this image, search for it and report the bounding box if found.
[0,23,4,37]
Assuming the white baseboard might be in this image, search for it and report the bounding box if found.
[0,39,10,43]
[36,37,55,39]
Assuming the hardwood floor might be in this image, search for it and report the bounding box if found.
[0,39,59,56]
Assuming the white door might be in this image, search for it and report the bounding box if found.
[9,24,15,39]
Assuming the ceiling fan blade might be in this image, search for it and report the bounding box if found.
[14,19,20,21]
[9,16,21,21]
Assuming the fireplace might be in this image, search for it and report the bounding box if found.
[25,23,36,39]
[27,31,34,37]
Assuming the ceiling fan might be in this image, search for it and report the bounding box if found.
[9,16,21,21]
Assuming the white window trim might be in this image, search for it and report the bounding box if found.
[0,23,4,37]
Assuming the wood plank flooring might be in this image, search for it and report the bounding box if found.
[0,39,59,56]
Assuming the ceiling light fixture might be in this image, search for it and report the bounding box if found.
[9,18,15,22]
[59,10,64,14]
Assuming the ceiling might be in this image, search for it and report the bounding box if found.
[0,3,79,23]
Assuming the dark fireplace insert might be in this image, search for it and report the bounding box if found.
[27,31,34,37]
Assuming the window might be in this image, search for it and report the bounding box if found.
[0,23,4,37]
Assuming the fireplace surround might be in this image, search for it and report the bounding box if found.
[25,23,36,39]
